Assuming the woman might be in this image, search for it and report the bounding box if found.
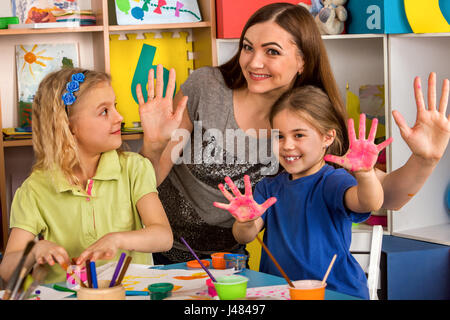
[137,3,449,264]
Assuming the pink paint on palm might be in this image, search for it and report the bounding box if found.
[324,113,393,171]
[213,175,277,221]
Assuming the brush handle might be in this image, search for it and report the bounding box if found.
[180,237,216,282]
[255,235,295,288]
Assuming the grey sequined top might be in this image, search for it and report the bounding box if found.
[157,67,278,262]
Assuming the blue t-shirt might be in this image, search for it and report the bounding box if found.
[255,165,371,299]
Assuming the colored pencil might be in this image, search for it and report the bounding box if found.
[109,252,126,287]
[255,235,295,288]
[90,261,98,288]
[52,284,77,294]
[180,237,216,282]
[115,256,132,286]
[125,290,149,296]
[3,240,36,300]
[85,259,92,288]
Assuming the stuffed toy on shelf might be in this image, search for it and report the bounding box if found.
[300,0,348,35]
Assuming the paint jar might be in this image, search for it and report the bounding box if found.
[66,264,88,289]
[224,253,247,271]
[289,280,326,300]
[186,259,210,269]
[77,280,125,300]
[211,252,231,269]
[213,275,248,300]
[206,278,217,297]
[148,282,174,300]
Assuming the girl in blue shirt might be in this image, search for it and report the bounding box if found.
[214,86,392,299]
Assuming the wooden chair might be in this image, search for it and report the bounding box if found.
[350,225,383,300]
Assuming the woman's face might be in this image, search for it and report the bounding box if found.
[239,21,304,96]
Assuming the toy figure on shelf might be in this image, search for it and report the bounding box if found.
[298,0,323,17]
[315,0,348,35]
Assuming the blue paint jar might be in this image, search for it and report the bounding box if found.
[224,254,247,272]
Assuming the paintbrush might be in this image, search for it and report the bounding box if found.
[11,258,37,300]
[180,237,217,282]
[18,264,48,300]
[255,235,295,288]
[2,240,36,300]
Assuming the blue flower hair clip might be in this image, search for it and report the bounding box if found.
[62,72,86,106]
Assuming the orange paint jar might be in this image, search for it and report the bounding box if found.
[211,252,231,269]
[289,280,326,300]
[186,259,210,269]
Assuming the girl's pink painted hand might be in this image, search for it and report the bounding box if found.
[213,175,277,223]
[324,113,393,172]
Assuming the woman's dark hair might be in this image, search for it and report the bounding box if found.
[218,3,348,151]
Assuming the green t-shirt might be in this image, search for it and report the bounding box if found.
[10,150,158,283]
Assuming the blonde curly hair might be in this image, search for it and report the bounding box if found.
[32,67,112,186]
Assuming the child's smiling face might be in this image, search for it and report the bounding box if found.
[272,109,335,180]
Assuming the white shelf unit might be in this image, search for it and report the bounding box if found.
[217,34,450,246]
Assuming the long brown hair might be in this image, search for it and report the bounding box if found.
[32,67,111,186]
[270,85,347,158]
[218,2,348,151]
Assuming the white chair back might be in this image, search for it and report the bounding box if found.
[350,225,383,300]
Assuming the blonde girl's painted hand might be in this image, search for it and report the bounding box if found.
[33,240,70,267]
[76,233,119,265]
[136,64,188,144]
[392,72,450,165]
[213,175,277,222]
[324,113,393,172]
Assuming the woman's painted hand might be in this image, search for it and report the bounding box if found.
[136,64,188,144]
[392,72,450,166]
[213,175,277,222]
[325,113,393,171]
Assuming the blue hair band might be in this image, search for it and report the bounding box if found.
[62,72,86,106]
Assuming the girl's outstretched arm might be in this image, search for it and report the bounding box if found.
[377,72,449,210]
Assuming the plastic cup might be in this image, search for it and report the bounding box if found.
[66,264,87,289]
[148,282,174,300]
[289,280,326,300]
[211,252,231,269]
[77,280,125,300]
[213,275,248,300]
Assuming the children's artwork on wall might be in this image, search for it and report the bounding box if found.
[346,84,385,140]
[359,84,385,123]
[11,0,80,24]
[114,0,202,25]
[15,42,79,127]
[109,31,193,128]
